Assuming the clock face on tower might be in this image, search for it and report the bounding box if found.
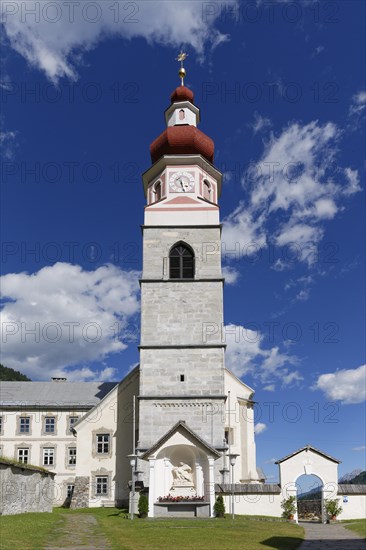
[169,171,195,193]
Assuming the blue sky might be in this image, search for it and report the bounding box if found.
[1,0,365,483]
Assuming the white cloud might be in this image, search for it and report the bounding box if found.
[263,384,275,392]
[1,1,235,81]
[255,422,267,435]
[313,364,366,405]
[222,265,240,285]
[349,90,366,117]
[250,111,272,134]
[265,457,277,464]
[0,262,140,380]
[224,324,301,386]
[344,168,362,196]
[352,446,366,452]
[0,129,17,159]
[222,121,361,267]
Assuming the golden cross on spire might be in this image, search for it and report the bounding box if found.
[176,50,188,86]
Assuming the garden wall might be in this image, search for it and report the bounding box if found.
[0,459,55,515]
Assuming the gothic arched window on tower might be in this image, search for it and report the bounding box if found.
[179,109,185,120]
[203,179,211,201]
[169,243,195,279]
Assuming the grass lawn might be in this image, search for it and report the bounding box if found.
[342,519,366,539]
[0,508,304,550]
[0,508,66,550]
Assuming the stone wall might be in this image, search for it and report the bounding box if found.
[70,476,90,509]
[0,460,55,515]
[142,226,222,280]
[139,397,225,450]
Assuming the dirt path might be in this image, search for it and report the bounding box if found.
[44,513,111,550]
[298,521,365,549]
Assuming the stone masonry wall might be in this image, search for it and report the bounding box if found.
[141,282,223,346]
[140,347,224,397]
[142,226,222,280]
[70,476,90,509]
[139,397,226,450]
[0,462,55,515]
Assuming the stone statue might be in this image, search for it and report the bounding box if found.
[172,462,193,485]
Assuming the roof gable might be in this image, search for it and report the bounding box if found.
[276,445,341,465]
[141,420,221,460]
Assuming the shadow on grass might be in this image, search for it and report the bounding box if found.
[262,536,304,550]
[107,510,130,518]
[263,536,366,549]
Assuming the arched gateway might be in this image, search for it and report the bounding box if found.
[276,445,340,523]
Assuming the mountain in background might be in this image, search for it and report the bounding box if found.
[339,469,363,483]
[0,364,31,381]
[347,471,366,484]
[298,470,366,500]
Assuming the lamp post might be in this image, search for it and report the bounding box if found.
[228,453,239,520]
[128,453,137,520]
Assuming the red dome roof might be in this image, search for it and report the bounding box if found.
[170,86,194,104]
[150,126,214,164]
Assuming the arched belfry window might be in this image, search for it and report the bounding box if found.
[179,109,185,120]
[203,179,211,201]
[169,243,194,279]
[153,180,162,202]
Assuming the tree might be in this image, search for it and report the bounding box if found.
[214,495,226,518]
[0,364,31,381]
[138,493,149,518]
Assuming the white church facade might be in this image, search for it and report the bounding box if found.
[1,75,365,520]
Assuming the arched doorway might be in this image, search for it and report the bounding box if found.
[296,473,324,522]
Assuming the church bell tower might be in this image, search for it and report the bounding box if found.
[137,57,231,514]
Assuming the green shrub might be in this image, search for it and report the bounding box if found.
[325,498,343,518]
[214,495,226,518]
[138,493,149,518]
[280,496,297,519]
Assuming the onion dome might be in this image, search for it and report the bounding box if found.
[170,86,194,104]
[150,125,214,164]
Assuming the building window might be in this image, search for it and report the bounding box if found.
[96,476,108,496]
[18,448,29,464]
[44,417,56,433]
[68,447,77,466]
[180,374,185,382]
[67,484,74,499]
[68,416,79,433]
[179,109,185,120]
[225,428,234,446]
[19,416,30,433]
[203,179,211,201]
[169,243,194,279]
[0,416,3,434]
[43,447,55,466]
[96,434,110,454]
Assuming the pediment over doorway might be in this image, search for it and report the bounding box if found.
[140,420,221,461]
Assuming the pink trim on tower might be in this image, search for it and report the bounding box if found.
[165,196,199,204]
[149,206,218,212]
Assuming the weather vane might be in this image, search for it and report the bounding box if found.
[176,50,188,86]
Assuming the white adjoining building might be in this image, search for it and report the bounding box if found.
[1,76,365,520]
